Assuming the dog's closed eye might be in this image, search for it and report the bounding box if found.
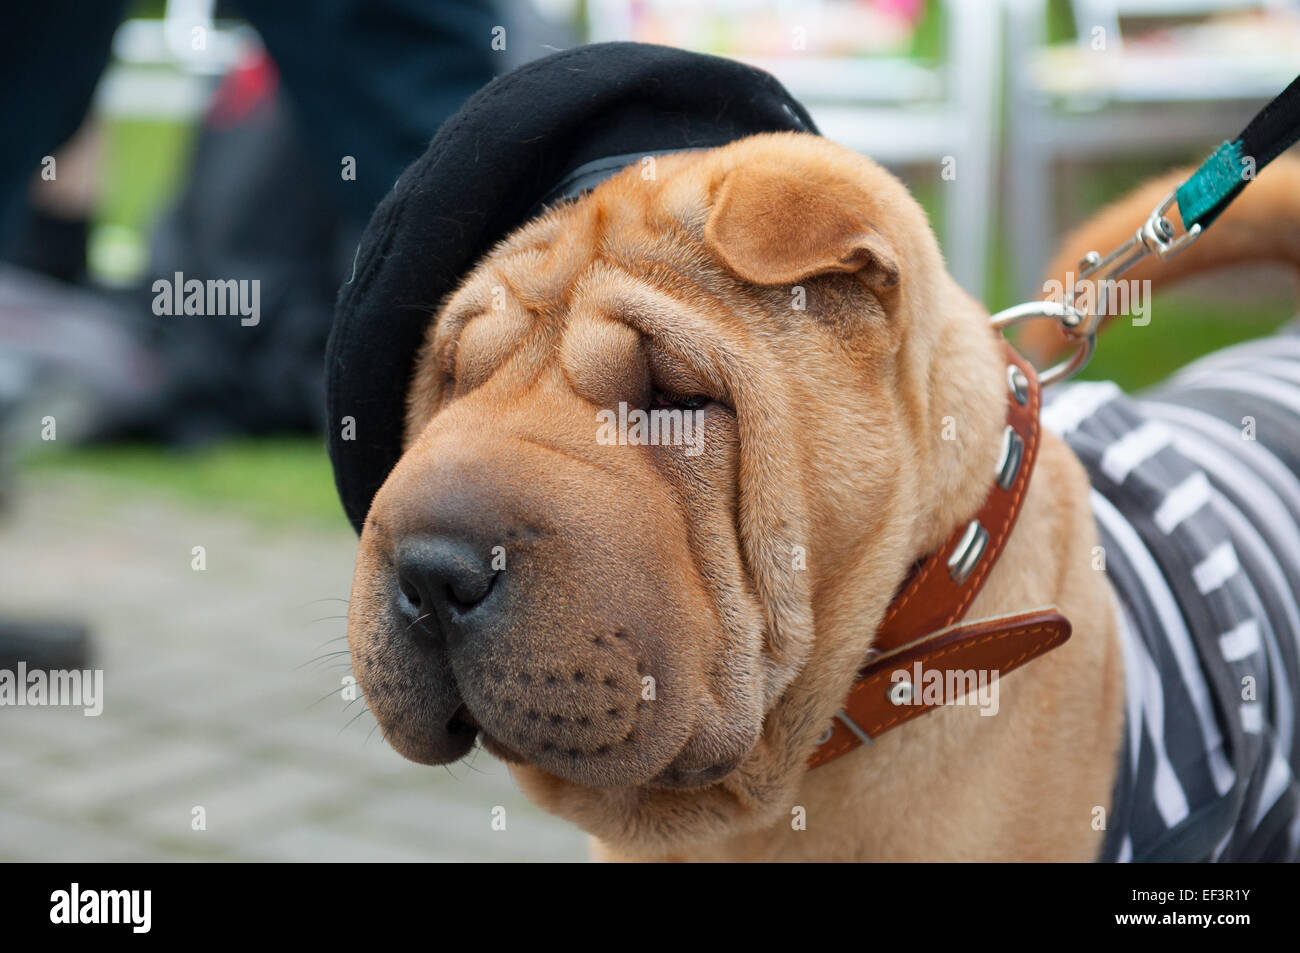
[645,342,731,413]
[650,390,711,411]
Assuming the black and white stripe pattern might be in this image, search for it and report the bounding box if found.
[1042,323,1300,862]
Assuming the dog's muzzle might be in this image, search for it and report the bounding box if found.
[350,448,757,790]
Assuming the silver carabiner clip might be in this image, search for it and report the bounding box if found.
[990,300,1095,387]
[1077,188,1203,286]
[993,189,1202,388]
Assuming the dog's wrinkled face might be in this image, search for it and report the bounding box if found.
[348,132,994,852]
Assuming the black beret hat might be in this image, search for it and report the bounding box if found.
[326,41,818,533]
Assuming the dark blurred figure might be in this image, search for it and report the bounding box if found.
[125,51,352,443]
[0,0,498,663]
[3,0,497,237]
[3,0,499,439]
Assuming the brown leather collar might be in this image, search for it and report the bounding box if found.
[809,343,1072,768]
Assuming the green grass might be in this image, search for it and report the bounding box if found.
[97,116,195,231]
[22,439,346,528]
[89,116,195,283]
[1079,295,1295,389]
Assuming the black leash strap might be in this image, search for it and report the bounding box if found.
[1176,72,1300,231]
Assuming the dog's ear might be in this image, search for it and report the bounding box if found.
[704,164,900,293]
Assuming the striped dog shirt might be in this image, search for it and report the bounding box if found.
[1042,324,1300,862]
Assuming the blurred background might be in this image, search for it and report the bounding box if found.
[1,0,1297,861]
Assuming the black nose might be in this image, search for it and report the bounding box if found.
[394,536,500,631]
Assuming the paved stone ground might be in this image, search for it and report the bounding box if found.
[0,473,588,862]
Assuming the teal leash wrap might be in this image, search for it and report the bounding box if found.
[1175,139,1246,231]
[1174,73,1300,231]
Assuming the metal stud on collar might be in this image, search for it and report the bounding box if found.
[995,425,1025,491]
[947,520,989,584]
[816,710,875,747]
[888,680,914,706]
[835,710,873,745]
[1007,364,1029,405]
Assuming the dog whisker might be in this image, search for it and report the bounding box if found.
[338,706,372,736]
[403,612,434,635]
[296,650,354,671]
[305,683,350,711]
